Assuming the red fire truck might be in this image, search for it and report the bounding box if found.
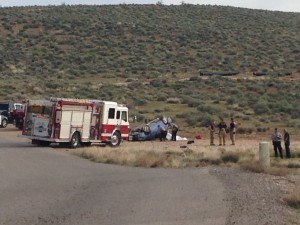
[22,98,130,148]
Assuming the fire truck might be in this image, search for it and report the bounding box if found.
[22,98,130,148]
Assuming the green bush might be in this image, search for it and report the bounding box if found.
[254,102,270,115]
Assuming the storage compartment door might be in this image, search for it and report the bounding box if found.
[82,112,92,139]
[60,111,72,139]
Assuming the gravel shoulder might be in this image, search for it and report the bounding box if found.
[212,168,300,225]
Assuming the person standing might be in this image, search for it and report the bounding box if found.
[208,120,215,145]
[218,119,227,146]
[170,123,179,141]
[284,129,291,158]
[157,125,167,141]
[229,118,237,145]
[271,128,283,159]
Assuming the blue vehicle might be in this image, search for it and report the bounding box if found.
[130,115,172,141]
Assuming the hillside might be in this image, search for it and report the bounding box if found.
[0,4,300,136]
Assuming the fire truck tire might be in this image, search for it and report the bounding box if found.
[70,132,80,148]
[110,132,121,147]
[1,119,8,128]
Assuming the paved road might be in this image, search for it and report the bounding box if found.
[0,126,228,225]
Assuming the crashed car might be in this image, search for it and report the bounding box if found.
[130,115,172,141]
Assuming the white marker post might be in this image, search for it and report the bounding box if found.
[259,142,270,169]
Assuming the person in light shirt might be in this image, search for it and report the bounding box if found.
[271,128,283,158]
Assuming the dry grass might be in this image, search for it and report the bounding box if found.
[72,139,300,175]
[283,189,300,210]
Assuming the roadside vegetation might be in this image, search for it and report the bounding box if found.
[72,142,300,171]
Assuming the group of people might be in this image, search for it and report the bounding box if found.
[208,119,292,159]
[208,118,237,146]
[271,128,291,159]
[157,122,179,141]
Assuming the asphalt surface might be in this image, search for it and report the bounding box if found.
[0,126,228,225]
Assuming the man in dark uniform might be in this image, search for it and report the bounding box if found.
[284,129,291,158]
[157,125,167,141]
[218,119,227,146]
[170,123,179,141]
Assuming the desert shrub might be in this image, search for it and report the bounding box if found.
[283,191,300,209]
[134,151,166,168]
[154,108,163,113]
[166,98,180,104]
[157,95,167,101]
[256,127,268,132]
[136,114,145,122]
[237,127,254,134]
[185,114,198,127]
[189,76,201,82]
[221,152,239,163]
[45,82,59,89]
[133,98,147,106]
[127,81,142,90]
[184,98,200,107]
[226,97,235,105]
[150,79,163,87]
[253,102,270,115]
[175,112,191,119]
[197,104,214,114]
[197,114,212,127]
[199,158,222,165]
[238,99,247,108]
[240,161,265,173]
[287,162,300,168]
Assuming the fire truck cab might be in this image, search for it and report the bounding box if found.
[22,98,129,148]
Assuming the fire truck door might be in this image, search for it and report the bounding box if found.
[60,111,72,138]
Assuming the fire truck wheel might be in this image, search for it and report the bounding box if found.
[1,119,8,128]
[70,132,80,148]
[110,132,121,147]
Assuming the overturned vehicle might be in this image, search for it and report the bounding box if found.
[130,116,172,141]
